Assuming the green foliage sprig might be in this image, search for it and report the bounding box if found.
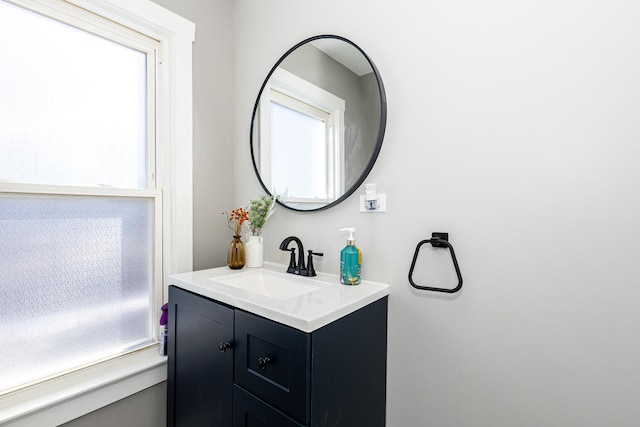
[247,195,276,236]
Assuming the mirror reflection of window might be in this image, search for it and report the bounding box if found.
[270,99,329,200]
[259,68,345,207]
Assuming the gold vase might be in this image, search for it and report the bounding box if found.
[227,235,245,269]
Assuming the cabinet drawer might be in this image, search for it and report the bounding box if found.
[233,386,305,427]
[234,310,311,423]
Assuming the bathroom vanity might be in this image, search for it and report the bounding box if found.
[167,264,389,427]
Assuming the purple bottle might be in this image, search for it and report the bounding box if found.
[160,303,168,356]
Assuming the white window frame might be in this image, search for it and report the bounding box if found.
[259,68,345,206]
[0,0,194,425]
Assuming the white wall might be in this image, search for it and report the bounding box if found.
[234,1,640,425]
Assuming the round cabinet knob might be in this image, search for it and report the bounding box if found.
[219,342,232,353]
[257,356,272,370]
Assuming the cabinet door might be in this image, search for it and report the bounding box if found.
[233,386,304,427]
[168,286,234,427]
[234,310,311,424]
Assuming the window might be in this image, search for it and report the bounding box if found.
[258,68,345,207]
[270,92,331,199]
[0,0,163,394]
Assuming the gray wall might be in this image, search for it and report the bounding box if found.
[234,0,640,426]
[60,383,166,427]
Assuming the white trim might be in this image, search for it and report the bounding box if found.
[0,347,167,427]
[270,68,345,115]
[0,182,161,198]
[147,47,158,190]
[153,189,164,343]
[5,0,160,53]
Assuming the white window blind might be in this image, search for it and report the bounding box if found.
[0,0,161,394]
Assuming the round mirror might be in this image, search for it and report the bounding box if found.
[250,35,386,212]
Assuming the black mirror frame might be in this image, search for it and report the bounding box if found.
[250,34,387,212]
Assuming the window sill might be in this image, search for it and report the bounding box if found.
[0,346,167,427]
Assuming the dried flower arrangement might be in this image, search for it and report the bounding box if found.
[222,207,249,236]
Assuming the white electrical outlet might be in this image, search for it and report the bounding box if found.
[360,194,387,213]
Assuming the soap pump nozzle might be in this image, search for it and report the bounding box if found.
[340,227,356,245]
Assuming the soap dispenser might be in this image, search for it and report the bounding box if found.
[339,228,362,285]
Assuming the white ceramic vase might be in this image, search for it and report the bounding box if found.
[245,235,264,268]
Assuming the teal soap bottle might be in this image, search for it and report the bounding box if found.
[339,228,361,285]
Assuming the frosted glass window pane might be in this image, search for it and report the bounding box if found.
[0,2,148,188]
[0,195,155,392]
[270,102,327,198]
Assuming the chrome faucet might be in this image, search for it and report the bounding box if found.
[279,236,323,277]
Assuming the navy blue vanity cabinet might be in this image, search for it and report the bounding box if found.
[168,285,388,427]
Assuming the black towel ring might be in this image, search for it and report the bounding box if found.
[408,232,463,293]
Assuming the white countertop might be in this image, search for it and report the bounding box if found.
[168,262,389,333]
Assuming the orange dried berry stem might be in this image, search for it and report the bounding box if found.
[223,206,249,235]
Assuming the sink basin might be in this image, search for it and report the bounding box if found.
[210,269,333,301]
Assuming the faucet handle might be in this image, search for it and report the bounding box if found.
[306,250,323,277]
[282,248,297,273]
